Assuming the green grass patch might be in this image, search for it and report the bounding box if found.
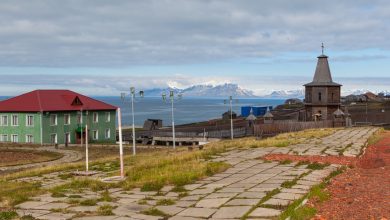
[0,211,18,220]
[156,198,175,206]
[68,194,82,199]
[280,160,292,165]
[79,199,98,206]
[51,191,66,198]
[97,205,114,216]
[242,188,281,219]
[281,179,298,188]
[142,208,169,217]
[51,178,112,194]
[0,181,43,208]
[99,190,113,202]
[307,162,329,170]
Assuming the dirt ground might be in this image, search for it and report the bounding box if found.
[311,131,390,220]
[0,149,63,167]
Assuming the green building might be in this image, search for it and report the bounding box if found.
[0,90,117,145]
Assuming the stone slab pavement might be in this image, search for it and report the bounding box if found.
[14,127,378,219]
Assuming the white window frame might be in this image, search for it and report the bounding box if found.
[26,115,34,127]
[50,133,57,144]
[0,115,8,126]
[64,114,71,125]
[1,134,8,142]
[65,132,71,144]
[11,115,19,126]
[105,112,110,122]
[50,114,57,126]
[92,130,98,140]
[26,134,34,143]
[105,128,110,139]
[11,134,18,143]
[93,112,98,123]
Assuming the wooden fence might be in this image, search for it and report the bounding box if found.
[254,120,333,137]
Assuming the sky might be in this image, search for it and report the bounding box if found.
[0,0,389,96]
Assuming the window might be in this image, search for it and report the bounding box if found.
[26,115,34,126]
[0,115,8,126]
[50,114,57,126]
[105,112,110,122]
[26,135,34,143]
[93,112,98,123]
[50,134,57,144]
[0,134,8,142]
[65,133,71,144]
[64,114,71,125]
[92,130,98,140]
[105,129,110,139]
[318,92,322,101]
[11,134,18,143]
[11,115,18,126]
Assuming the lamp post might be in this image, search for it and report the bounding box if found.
[162,90,182,149]
[224,96,238,140]
[121,87,144,156]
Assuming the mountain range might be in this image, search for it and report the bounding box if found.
[144,83,256,98]
[143,83,389,99]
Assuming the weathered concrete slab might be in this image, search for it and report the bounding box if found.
[225,199,260,206]
[212,206,252,219]
[249,207,281,217]
[177,208,217,218]
[195,198,230,208]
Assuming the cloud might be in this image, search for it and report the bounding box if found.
[0,0,389,67]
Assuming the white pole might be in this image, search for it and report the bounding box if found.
[118,108,124,178]
[171,97,176,149]
[131,94,136,155]
[230,97,234,140]
[80,110,83,147]
[85,123,89,172]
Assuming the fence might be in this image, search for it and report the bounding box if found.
[254,120,333,137]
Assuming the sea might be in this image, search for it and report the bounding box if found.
[0,96,284,126]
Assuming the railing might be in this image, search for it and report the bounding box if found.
[254,120,333,137]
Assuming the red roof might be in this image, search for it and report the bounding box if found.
[0,90,117,112]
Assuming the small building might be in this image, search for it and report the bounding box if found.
[241,106,273,117]
[0,90,117,145]
[304,45,342,121]
[222,111,237,120]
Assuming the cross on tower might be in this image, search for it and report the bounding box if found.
[321,43,324,55]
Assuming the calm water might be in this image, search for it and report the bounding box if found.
[0,96,284,126]
[98,97,284,126]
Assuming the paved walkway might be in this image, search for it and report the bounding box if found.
[0,146,83,174]
[13,127,378,220]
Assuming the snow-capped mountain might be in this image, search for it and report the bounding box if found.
[143,83,256,97]
[259,89,305,99]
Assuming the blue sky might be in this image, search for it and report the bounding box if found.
[0,1,389,96]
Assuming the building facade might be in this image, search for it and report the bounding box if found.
[0,90,117,144]
[304,51,342,121]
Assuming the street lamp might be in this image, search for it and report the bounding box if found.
[162,90,182,149]
[224,96,238,140]
[121,87,144,155]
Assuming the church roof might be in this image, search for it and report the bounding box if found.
[304,53,342,87]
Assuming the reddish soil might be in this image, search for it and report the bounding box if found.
[264,131,390,220]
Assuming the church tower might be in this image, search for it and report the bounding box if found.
[304,44,342,121]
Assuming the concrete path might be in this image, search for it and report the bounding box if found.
[13,127,378,220]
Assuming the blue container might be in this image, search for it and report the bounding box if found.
[241,106,273,117]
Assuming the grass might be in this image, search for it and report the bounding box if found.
[79,199,98,206]
[306,162,329,170]
[97,205,114,216]
[0,211,18,220]
[100,190,113,202]
[156,198,175,206]
[142,208,169,217]
[367,128,385,146]
[0,181,42,208]
[280,160,292,165]
[338,143,352,156]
